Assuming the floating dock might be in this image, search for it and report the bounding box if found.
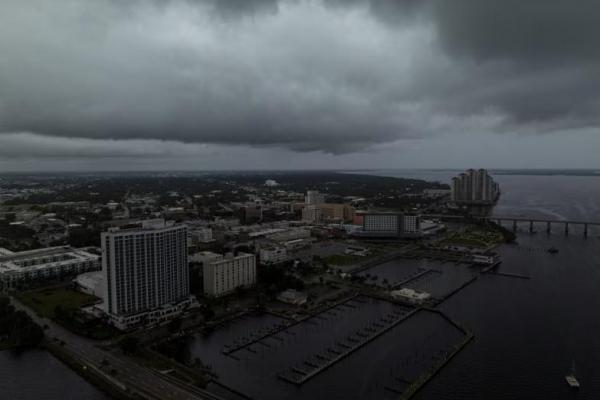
[277,307,417,386]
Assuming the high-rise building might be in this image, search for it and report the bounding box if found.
[101,219,194,329]
[305,190,325,205]
[201,252,256,297]
[451,169,499,204]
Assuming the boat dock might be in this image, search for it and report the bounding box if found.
[277,307,418,386]
[222,294,361,356]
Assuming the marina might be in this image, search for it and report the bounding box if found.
[184,296,469,400]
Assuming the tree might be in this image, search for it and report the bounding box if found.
[118,336,140,355]
[167,318,182,334]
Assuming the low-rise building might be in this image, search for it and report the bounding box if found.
[188,227,214,245]
[202,252,256,297]
[0,246,100,291]
[259,246,288,265]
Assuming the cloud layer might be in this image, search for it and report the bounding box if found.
[0,0,599,162]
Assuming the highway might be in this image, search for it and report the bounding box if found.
[10,296,224,400]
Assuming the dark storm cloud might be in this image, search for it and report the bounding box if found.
[207,0,279,18]
[0,0,598,160]
[336,0,600,130]
[431,1,600,64]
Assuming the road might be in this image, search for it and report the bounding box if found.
[10,296,224,400]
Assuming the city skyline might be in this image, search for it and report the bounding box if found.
[2,2,600,399]
[1,1,600,171]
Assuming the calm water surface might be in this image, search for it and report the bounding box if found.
[0,349,111,400]
[361,170,600,399]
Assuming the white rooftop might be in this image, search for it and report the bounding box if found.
[0,246,99,275]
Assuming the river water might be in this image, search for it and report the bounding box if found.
[355,169,600,399]
[0,349,110,399]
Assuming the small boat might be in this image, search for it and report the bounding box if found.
[565,361,580,389]
[547,246,559,254]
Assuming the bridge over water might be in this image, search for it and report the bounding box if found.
[421,214,600,237]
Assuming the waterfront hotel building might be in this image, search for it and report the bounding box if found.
[352,213,422,238]
[101,219,195,329]
[451,169,500,204]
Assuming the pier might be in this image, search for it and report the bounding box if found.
[222,294,360,356]
[277,307,417,385]
[485,271,530,280]
[391,269,442,290]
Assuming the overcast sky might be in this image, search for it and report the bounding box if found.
[1,0,599,171]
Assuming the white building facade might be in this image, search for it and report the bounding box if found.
[0,246,100,291]
[202,252,256,297]
[101,220,193,329]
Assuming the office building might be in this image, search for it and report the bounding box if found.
[451,169,500,204]
[202,252,256,297]
[101,219,194,329]
[0,246,100,291]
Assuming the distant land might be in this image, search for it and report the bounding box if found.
[343,169,600,177]
[1,169,600,178]
[490,169,600,176]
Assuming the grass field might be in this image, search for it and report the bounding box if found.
[16,287,98,318]
[438,228,503,249]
